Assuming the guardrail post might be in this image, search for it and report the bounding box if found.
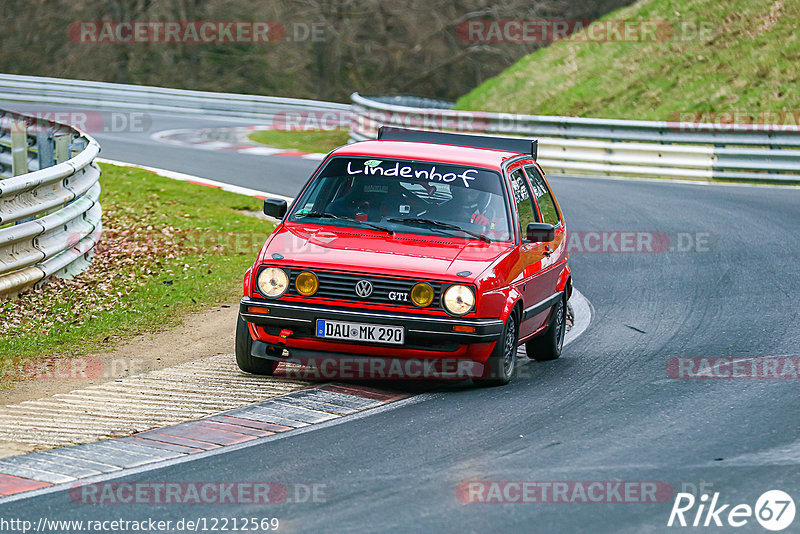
[54,133,71,163]
[10,120,28,176]
[69,138,87,155]
[10,120,36,228]
[36,132,56,169]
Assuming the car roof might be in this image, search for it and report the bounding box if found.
[330,140,527,171]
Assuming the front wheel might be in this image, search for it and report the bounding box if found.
[474,313,518,387]
[525,295,566,362]
[235,315,278,375]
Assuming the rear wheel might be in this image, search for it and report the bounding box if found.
[235,315,278,375]
[475,312,518,387]
[525,295,566,362]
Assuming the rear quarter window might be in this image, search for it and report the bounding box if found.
[509,168,537,240]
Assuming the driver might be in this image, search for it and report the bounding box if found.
[450,186,496,227]
[326,177,389,220]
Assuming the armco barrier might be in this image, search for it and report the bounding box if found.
[3,75,796,183]
[0,73,349,120]
[0,109,102,298]
[350,93,800,183]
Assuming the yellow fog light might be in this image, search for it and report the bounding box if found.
[411,282,434,307]
[295,271,319,296]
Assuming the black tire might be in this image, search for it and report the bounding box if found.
[474,312,518,387]
[235,315,279,375]
[525,295,566,362]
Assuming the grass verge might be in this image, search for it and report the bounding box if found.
[248,129,349,154]
[456,0,799,121]
[0,162,274,387]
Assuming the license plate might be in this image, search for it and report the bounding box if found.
[315,319,404,345]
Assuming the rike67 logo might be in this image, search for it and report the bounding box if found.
[668,490,796,531]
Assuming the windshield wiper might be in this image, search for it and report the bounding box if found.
[298,211,393,235]
[299,211,339,219]
[386,217,490,242]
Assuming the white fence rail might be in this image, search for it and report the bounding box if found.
[0,109,101,298]
[0,73,349,120]
[350,93,800,183]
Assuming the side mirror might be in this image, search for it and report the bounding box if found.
[526,222,555,243]
[263,198,288,219]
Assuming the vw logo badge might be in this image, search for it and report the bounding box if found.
[355,279,373,298]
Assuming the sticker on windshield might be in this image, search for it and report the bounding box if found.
[346,160,478,188]
[364,184,388,193]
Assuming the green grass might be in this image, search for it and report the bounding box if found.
[456,0,800,121]
[0,163,274,384]
[248,129,349,154]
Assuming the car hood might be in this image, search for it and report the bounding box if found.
[264,223,512,281]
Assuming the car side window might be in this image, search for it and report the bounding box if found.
[508,168,537,241]
[525,165,560,226]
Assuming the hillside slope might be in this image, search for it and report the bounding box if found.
[456,0,799,121]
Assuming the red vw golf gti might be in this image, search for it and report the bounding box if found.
[237,128,572,385]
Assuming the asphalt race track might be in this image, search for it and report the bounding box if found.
[2,103,800,533]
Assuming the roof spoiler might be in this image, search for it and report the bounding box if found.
[377,126,538,160]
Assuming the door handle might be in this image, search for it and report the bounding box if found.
[543,246,552,257]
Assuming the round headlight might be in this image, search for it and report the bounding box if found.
[258,267,289,298]
[443,285,475,316]
[295,271,319,296]
[411,282,434,307]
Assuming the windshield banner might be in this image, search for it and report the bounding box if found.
[322,157,503,194]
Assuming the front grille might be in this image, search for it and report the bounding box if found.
[285,268,444,308]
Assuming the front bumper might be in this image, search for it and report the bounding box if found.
[239,297,504,348]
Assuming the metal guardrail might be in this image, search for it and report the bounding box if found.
[350,93,800,183]
[0,109,102,298]
[0,74,349,120]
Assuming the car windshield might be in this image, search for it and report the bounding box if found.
[288,156,512,242]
